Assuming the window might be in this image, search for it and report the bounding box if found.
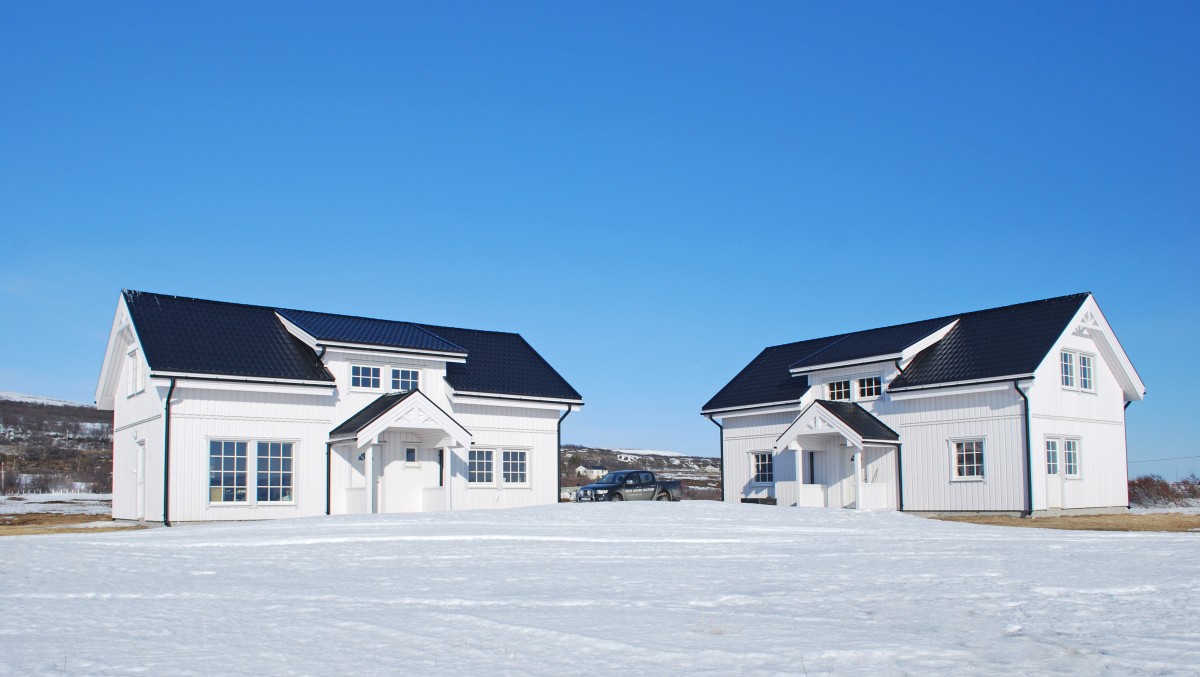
[752,452,774,483]
[858,376,882,399]
[953,439,984,480]
[127,349,144,396]
[1078,354,1094,391]
[256,442,293,502]
[503,450,527,484]
[469,449,493,484]
[405,447,417,463]
[1060,351,1075,388]
[351,365,380,388]
[827,380,851,401]
[1064,440,1079,477]
[1045,440,1059,475]
[209,441,248,502]
[391,369,419,392]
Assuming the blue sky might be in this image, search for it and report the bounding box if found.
[1,2,1196,478]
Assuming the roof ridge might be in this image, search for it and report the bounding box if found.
[765,292,1090,350]
[417,322,520,337]
[124,289,277,313]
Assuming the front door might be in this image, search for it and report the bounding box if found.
[842,450,858,509]
[1045,440,1062,509]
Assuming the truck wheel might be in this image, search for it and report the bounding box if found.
[610,493,623,502]
[655,492,669,501]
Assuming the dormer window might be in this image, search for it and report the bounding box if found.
[827,380,851,401]
[858,376,882,399]
[392,369,419,392]
[351,365,380,389]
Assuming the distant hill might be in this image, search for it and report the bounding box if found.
[0,392,112,493]
[560,444,721,500]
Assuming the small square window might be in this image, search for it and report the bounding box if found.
[405,447,417,463]
[352,365,380,389]
[858,376,882,399]
[392,369,419,392]
[953,439,984,480]
[752,452,774,483]
[827,381,851,401]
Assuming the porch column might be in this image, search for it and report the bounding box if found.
[853,444,863,510]
[364,436,381,514]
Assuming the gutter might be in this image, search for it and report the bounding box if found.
[162,377,177,527]
[706,415,725,502]
[1012,379,1033,516]
[557,407,572,501]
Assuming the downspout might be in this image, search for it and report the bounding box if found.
[557,406,571,501]
[706,415,724,502]
[1013,379,1033,516]
[1124,401,1132,509]
[895,443,904,511]
[325,442,332,516]
[162,377,177,527]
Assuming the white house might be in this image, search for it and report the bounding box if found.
[575,465,608,479]
[96,290,583,523]
[701,293,1144,515]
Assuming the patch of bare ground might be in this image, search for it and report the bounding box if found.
[936,513,1200,533]
[0,512,144,536]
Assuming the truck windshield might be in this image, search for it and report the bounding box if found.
[597,473,626,485]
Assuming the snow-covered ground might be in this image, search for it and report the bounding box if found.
[3,503,1198,675]
[0,493,111,515]
[0,390,87,407]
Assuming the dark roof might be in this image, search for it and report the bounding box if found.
[277,308,466,354]
[704,293,1090,411]
[330,391,417,437]
[891,293,1089,389]
[788,317,955,371]
[419,324,583,401]
[123,291,334,382]
[123,290,581,401]
[816,401,899,441]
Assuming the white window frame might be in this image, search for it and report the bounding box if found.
[255,441,296,504]
[1063,439,1080,478]
[1060,350,1075,388]
[391,368,420,393]
[857,375,883,400]
[950,438,985,481]
[502,449,529,486]
[1045,439,1059,476]
[127,348,144,396]
[468,448,494,485]
[1077,353,1095,392]
[826,380,851,401]
[351,364,381,390]
[750,451,774,484]
[209,439,249,504]
[208,437,299,506]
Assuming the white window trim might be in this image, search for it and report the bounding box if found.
[467,447,496,486]
[207,437,299,507]
[949,437,985,482]
[826,379,852,402]
[127,348,145,397]
[1060,349,1097,394]
[391,367,421,393]
[856,374,884,401]
[1045,438,1059,476]
[500,448,531,487]
[350,364,383,391]
[749,450,775,485]
[1063,438,1081,479]
[403,446,419,468]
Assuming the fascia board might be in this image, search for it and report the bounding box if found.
[701,399,803,416]
[95,295,143,409]
[774,402,863,451]
[899,320,959,368]
[887,380,1019,401]
[149,372,337,388]
[150,376,336,398]
[889,374,1034,393]
[451,390,583,408]
[274,312,319,349]
[322,344,467,363]
[789,354,903,375]
[357,391,472,450]
[1083,298,1146,400]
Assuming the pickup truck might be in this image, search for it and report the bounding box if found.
[574,470,682,502]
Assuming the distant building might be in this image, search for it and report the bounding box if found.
[702,293,1144,515]
[96,290,582,523]
[575,465,608,480]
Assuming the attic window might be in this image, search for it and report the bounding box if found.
[827,380,851,401]
[392,369,419,392]
[127,349,144,396]
[1060,351,1075,388]
[351,365,380,389]
[858,376,882,399]
[1061,350,1096,393]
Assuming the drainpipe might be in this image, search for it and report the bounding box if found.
[557,406,572,501]
[895,443,904,511]
[1012,379,1033,516]
[706,415,724,502]
[1124,401,1132,509]
[325,442,332,516]
[162,377,177,527]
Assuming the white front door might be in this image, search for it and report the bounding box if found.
[1045,440,1062,509]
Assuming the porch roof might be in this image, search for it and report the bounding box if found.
[775,400,898,452]
[330,389,472,449]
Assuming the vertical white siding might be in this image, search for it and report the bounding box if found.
[721,411,797,502]
[449,404,560,511]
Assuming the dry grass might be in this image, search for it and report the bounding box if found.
[0,512,145,537]
[936,513,1200,533]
